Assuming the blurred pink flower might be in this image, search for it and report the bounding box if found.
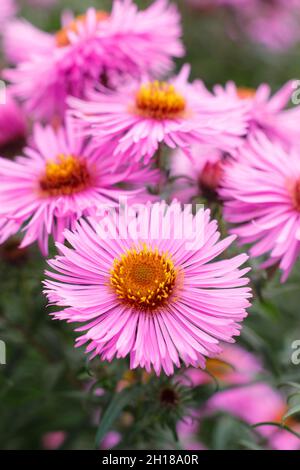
[210,81,299,148]
[0,90,26,155]
[188,0,300,51]
[4,1,183,120]
[242,0,300,51]
[100,431,121,450]
[177,415,206,451]
[177,344,263,450]
[0,0,16,28]
[183,343,262,387]
[209,383,283,424]
[221,132,300,281]
[170,145,225,203]
[271,424,300,451]
[42,431,66,450]
[44,201,251,376]
[70,65,249,165]
[178,343,263,449]
[3,18,55,64]
[208,383,300,450]
[0,121,158,255]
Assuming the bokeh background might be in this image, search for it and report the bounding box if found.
[1,0,300,450]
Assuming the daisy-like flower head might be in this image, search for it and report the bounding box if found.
[0,89,27,158]
[220,131,300,282]
[170,144,226,203]
[44,201,251,375]
[69,65,249,165]
[0,0,16,29]
[0,121,158,255]
[4,1,184,120]
[210,80,300,148]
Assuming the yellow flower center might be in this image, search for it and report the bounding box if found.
[56,11,109,47]
[236,87,256,100]
[135,81,186,120]
[40,154,90,197]
[110,244,180,311]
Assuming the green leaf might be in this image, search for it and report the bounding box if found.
[283,404,300,422]
[238,440,264,450]
[256,299,280,320]
[278,382,300,391]
[287,392,300,404]
[252,422,300,440]
[95,386,140,447]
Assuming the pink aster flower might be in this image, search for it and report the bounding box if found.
[4,1,183,120]
[44,201,251,375]
[209,81,300,148]
[220,132,300,281]
[170,145,225,203]
[0,89,27,158]
[0,121,158,255]
[242,0,300,51]
[0,0,16,29]
[190,0,300,51]
[208,383,300,450]
[69,65,249,165]
[3,18,55,64]
[183,343,262,387]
